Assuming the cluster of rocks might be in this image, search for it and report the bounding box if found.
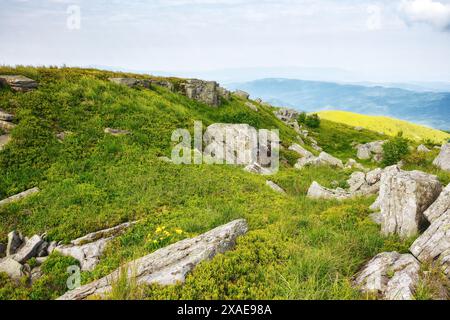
[354,164,450,299]
[0,222,137,284]
[0,75,38,92]
[307,167,383,201]
[109,77,231,107]
[58,219,248,300]
[356,141,386,163]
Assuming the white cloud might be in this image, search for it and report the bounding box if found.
[399,0,450,31]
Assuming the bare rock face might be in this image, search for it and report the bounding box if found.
[433,143,450,172]
[289,144,313,158]
[379,166,442,238]
[0,187,40,207]
[423,183,450,224]
[0,75,38,92]
[57,219,248,300]
[104,128,131,136]
[12,235,44,264]
[0,257,27,281]
[266,181,286,194]
[307,181,352,200]
[234,90,250,100]
[6,231,24,256]
[354,252,420,300]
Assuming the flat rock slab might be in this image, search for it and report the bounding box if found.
[379,166,442,238]
[433,143,450,172]
[266,181,286,194]
[104,128,131,136]
[354,252,420,300]
[289,144,313,158]
[0,187,40,207]
[0,75,38,92]
[57,219,248,300]
[12,235,44,263]
[71,221,137,246]
[423,183,450,224]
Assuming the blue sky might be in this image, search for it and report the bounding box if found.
[1,0,450,83]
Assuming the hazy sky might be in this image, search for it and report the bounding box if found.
[1,0,450,82]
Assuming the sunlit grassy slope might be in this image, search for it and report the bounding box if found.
[317,110,450,144]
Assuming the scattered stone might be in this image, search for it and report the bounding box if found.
[318,152,344,168]
[108,78,150,89]
[0,187,40,207]
[0,257,27,281]
[0,75,38,92]
[70,221,137,246]
[47,241,58,255]
[6,231,24,256]
[0,134,11,151]
[307,181,352,200]
[13,235,44,264]
[354,252,420,300]
[289,144,313,158]
[30,266,43,284]
[244,162,272,175]
[417,144,431,153]
[266,181,286,194]
[0,109,14,121]
[356,141,386,162]
[311,143,322,152]
[378,166,442,238]
[104,128,131,136]
[58,219,248,300]
[234,90,250,100]
[433,143,450,172]
[56,131,72,142]
[274,109,299,123]
[245,102,258,112]
[0,120,16,132]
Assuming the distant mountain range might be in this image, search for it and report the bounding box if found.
[226,78,450,131]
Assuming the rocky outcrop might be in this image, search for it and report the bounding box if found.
[433,143,450,172]
[6,231,24,256]
[13,235,44,264]
[307,182,352,200]
[234,90,250,100]
[0,187,40,207]
[55,222,137,271]
[378,166,442,238]
[295,152,343,170]
[104,128,131,136]
[182,79,221,107]
[108,78,150,89]
[274,109,299,123]
[417,144,431,153]
[0,75,38,92]
[356,141,386,162]
[354,252,420,300]
[58,219,248,300]
[266,181,286,194]
[149,79,175,92]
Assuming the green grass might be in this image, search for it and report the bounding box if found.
[0,66,448,300]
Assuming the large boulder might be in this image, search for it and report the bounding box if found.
[0,187,40,207]
[0,257,27,281]
[356,141,386,162]
[433,143,450,172]
[318,152,344,168]
[234,90,250,100]
[182,79,220,107]
[274,109,299,123]
[378,166,442,238]
[0,75,38,92]
[354,252,420,300]
[58,219,248,300]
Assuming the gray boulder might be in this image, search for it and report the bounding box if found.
[245,102,258,112]
[289,144,313,158]
[266,181,286,194]
[433,143,450,172]
[0,75,38,92]
[0,187,40,207]
[307,181,352,200]
[423,184,450,223]
[58,219,248,300]
[13,235,44,263]
[182,79,220,107]
[6,231,24,256]
[354,252,420,300]
[379,166,442,238]
[234,90,250,100]
[356,141,386,162]
[318,152,344,168]
[0,257,27,280]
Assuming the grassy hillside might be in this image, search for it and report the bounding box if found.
[317,110,450,144]
[0,67,449,300]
